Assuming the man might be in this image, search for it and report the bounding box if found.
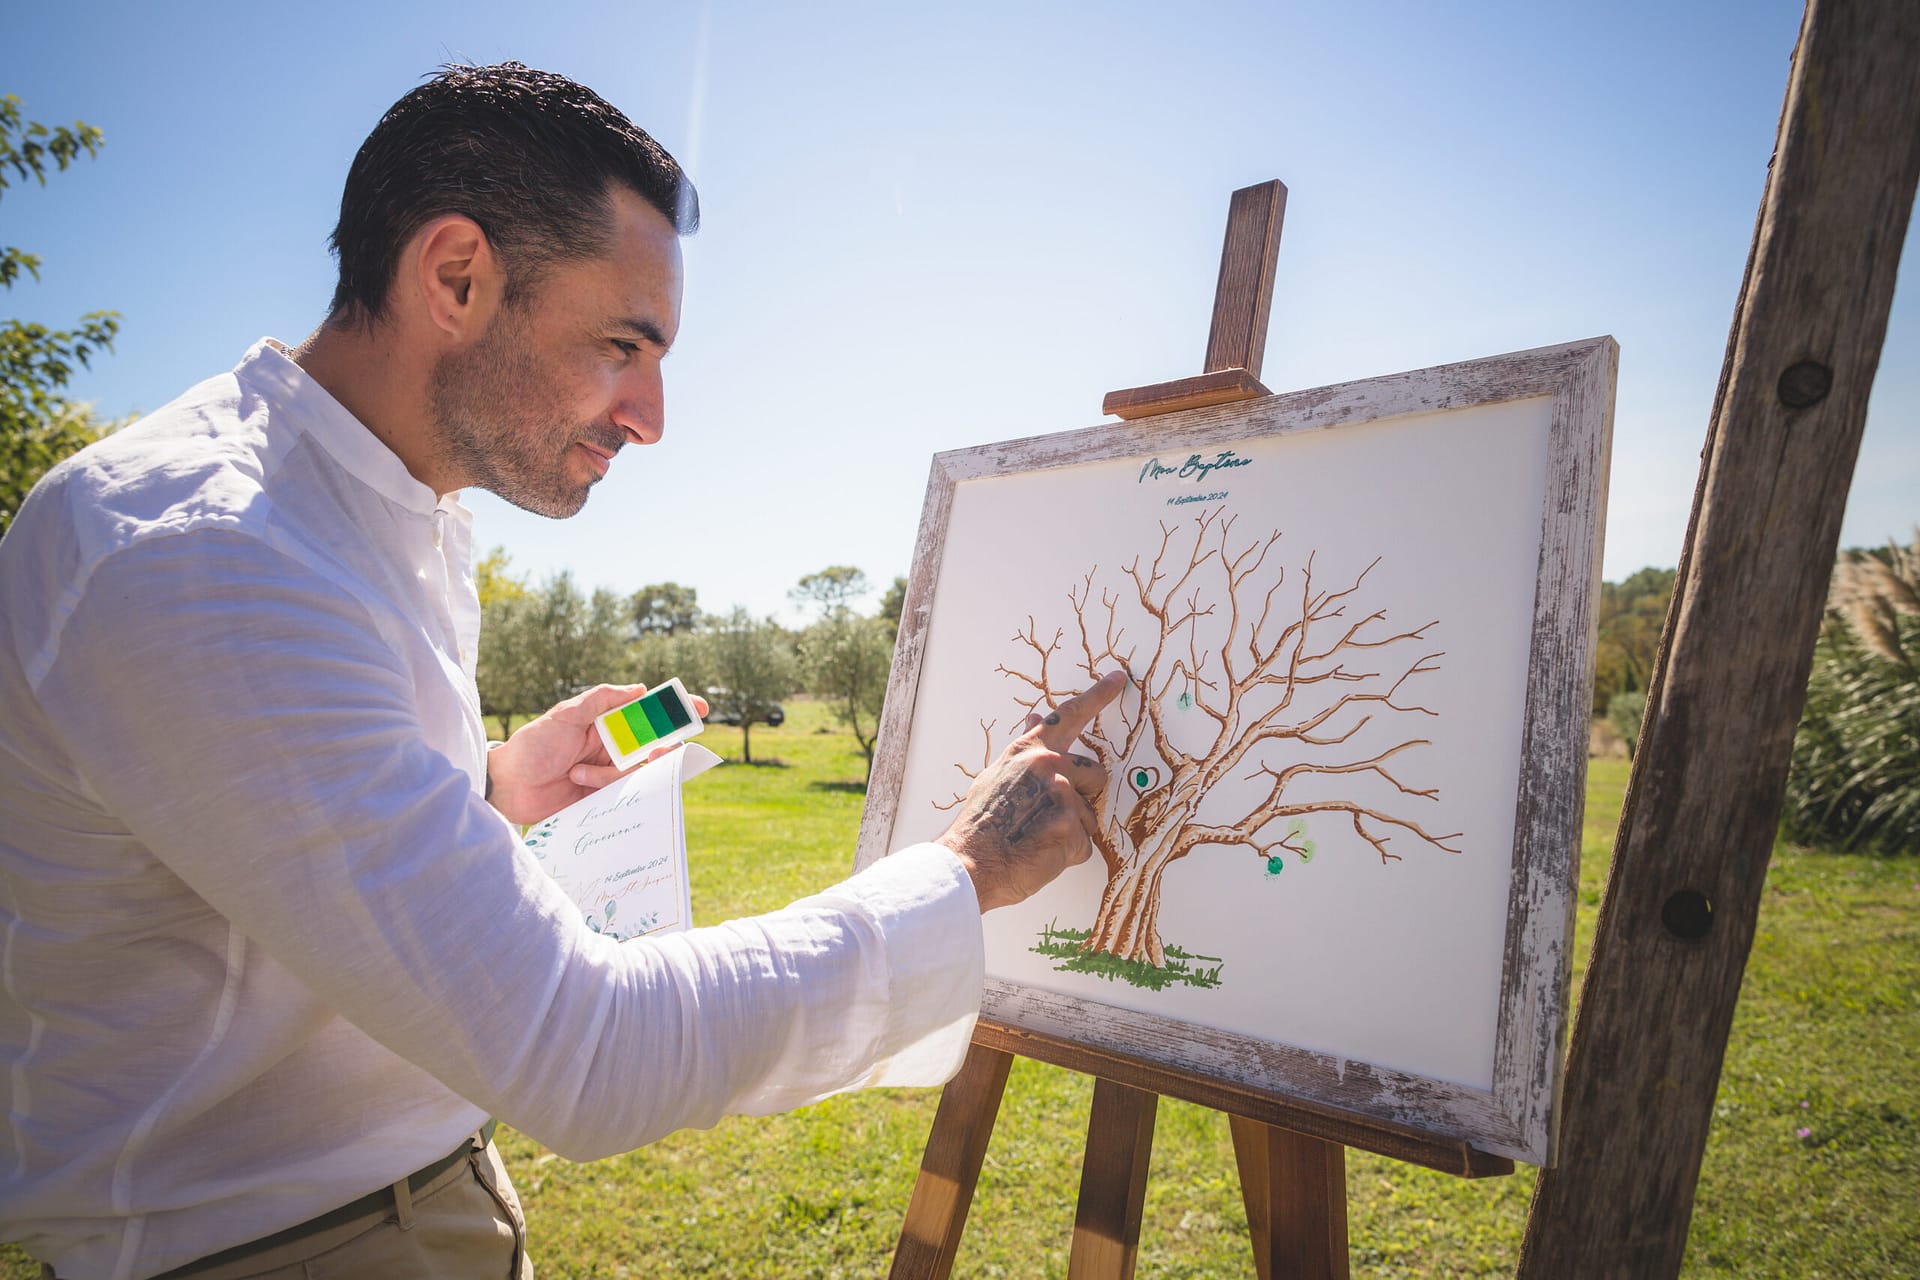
[0,64,1120,1280]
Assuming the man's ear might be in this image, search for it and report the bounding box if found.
[408,214,505,341]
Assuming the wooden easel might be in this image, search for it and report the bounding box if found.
[887,181,1511,1280]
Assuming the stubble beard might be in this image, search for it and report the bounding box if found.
[429,306,615,519]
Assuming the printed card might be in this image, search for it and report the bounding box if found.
[522,743,722,940]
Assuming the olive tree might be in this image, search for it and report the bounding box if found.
[703,607,796,765]
[799,609,892,771]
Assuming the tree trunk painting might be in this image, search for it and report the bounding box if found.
[942,509,1462,990]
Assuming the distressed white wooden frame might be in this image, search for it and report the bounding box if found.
[856,337,1615,1165]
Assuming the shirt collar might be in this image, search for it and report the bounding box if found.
[237,338,444,518]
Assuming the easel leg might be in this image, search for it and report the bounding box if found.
[1066,1078,1158,1280]
[1230,1115,1350,1280]
[889,1043,1013,1280]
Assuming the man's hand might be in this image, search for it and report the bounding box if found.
[485,683,710,826]
[937,670,1127,914]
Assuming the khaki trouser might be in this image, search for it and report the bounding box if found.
[44,1134,533,1280]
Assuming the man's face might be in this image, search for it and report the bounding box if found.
[429,187,684,516]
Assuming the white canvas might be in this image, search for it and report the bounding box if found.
[891,398,1549,1089]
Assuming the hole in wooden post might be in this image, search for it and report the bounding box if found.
[1661,889,1714,941]
[1776,360,1832,409]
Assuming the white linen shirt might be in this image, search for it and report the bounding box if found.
[0,340,984,1280]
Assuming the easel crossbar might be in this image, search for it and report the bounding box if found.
[975,1019,1510,1179]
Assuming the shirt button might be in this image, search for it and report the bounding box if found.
[432,526,444,549]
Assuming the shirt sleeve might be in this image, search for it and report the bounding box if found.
[35,531,984,1161]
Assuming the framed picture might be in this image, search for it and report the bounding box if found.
[857,337,1614,1165]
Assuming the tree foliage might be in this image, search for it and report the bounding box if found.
[475,548,533,736]
[1607,689,1646,761]
[631,581,699,636]
[519,572,633,708]
[1592,566,1676,714]
[475,566,631,736]
[793,565,892,769]
[1,94,119,541]
[1,400,115,541]
[702,607,797,765]
[1783,533,1920,854]
[790,565,869,618]
[879,575,907,635]
[800,609,893,770]
[475,545,529,609]
[631,629,711,700]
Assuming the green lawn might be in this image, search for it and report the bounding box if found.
[6,705,1914,1276]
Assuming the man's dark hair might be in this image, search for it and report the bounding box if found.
[327,62,699,322]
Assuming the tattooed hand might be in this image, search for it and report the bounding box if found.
[937,670,1126,913]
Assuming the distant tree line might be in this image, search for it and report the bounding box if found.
[476,550,905,770]
[474,543,1920,854]
[474,553,1692,772]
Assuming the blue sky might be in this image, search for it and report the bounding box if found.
[6,0,1914,622]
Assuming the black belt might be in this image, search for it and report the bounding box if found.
[149,1120,499,1280]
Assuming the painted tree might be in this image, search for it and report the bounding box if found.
[946,508,1461,969]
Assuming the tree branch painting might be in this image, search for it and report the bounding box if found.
[945,509,1461,989]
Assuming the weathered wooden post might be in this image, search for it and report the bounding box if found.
[1519,1,1920,1273]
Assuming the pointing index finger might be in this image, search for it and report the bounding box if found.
[1035,670,1128,751]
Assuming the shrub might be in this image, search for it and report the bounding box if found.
[1607,690,1647,760]
[1783,533,1920,855]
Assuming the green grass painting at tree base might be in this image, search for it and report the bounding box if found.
[4,702,1914,1277]
[1030,921,1225,991]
